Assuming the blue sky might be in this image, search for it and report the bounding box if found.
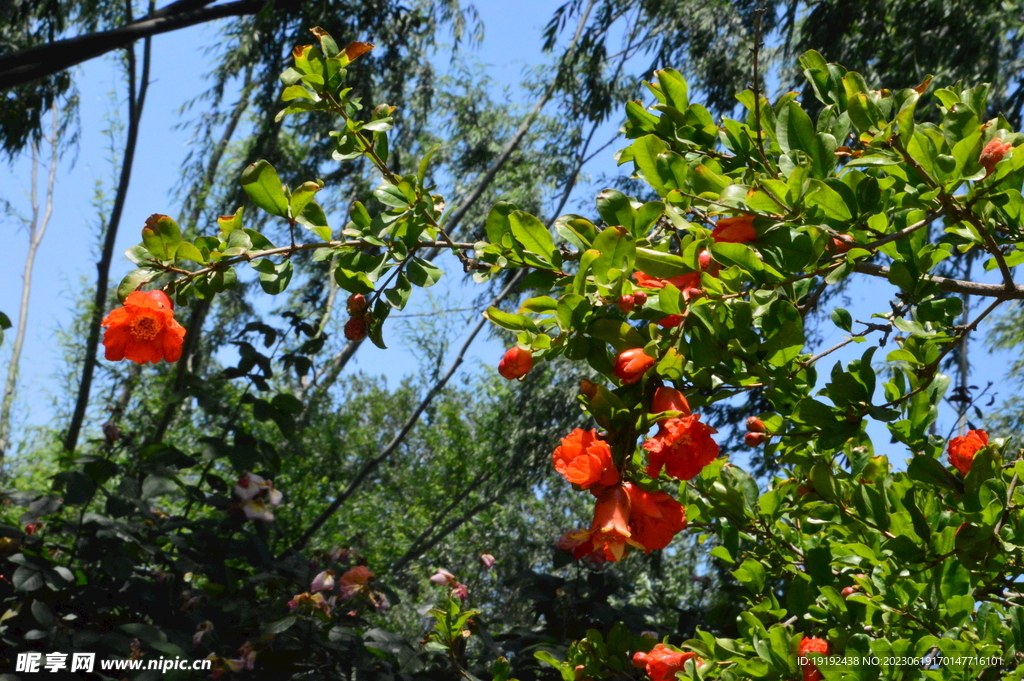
[0,1,1018,461]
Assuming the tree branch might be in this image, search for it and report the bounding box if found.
[0,103,58,460]
[282,270,526,556]
[0,0,264,91]
[853,261,1024,299]
[64,25,152,454]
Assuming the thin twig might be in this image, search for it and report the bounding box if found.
[283,270,526,556]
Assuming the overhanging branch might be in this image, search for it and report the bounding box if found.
[0,0,265,91]
[854,261,1024,299]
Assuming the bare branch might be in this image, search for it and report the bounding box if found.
[0,103,59,460]
[853,261,1024,299]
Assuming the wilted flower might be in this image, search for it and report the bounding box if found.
[311,570,336,592]
[339,565,374,599]
[980,138,1014,177]
[192,620,214,647]
[234,473,283,522]
[288,592,331,616]
[237,642,257,671]
[451,582,470,600]
[479,553,496,570]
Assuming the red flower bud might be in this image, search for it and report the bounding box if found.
[746,417,765,432]
[652,387,691,422]
[616,294,635,313]
[841,586,856,597]
[580,379,598,400]
[682,287,703,302]
[344,317,367,342]
[658,314,683,328]
[498,346,533,380]
[980,138,1013,177]
[633,291,648,306]
[613,348,655,385]
[744,432,766,447]
[347,293,368,315]
[698,249,713,271]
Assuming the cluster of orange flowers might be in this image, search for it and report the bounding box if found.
[553,386,717,563]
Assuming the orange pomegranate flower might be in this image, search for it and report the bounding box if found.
[569,485,640,562]
[552,429,619,489]
[797,636,828,681]
[623,482,686,552]
[633,270,701,291]
[102,290,186,364]
[642,414,719,480]
[711,215,756,243]
[632,644,701,681]
[947,429,988,476]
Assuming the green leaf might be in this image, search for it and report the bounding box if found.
[217,206,244,236]
[141,214,183,260]
[509,210,560,268]
[777,100,817,157]
[630,135,671,195]
[117,268,159,303]
[174,242,205,264]
[830,308,853,332]
[384,273,412,310]
[596,189,635,231]
[407,257,443,288]
[484,306,538,332]
[805,180,853,220]
[731,559,766,594]
[907,455,959,490]
[289,180,320,219]
[593,226,636,275]
[296,200,332,240]
[252,259,294,295]
[241,160,290,218]
[656,68,689,110]
[634,247,692,279]
[485,202,515,246]
[13,567,43,592]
